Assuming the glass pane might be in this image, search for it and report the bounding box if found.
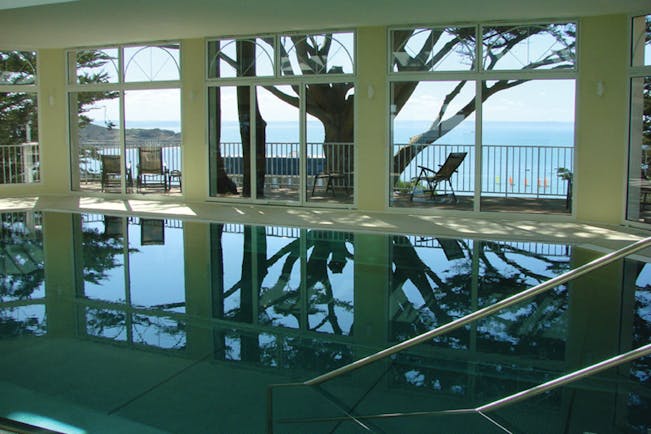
[391,27,476,72]
[627,76,651,223]
[207,38,274,78]
[480,80,575,214]
[77,214,126,303]
[280,32,354,75]
[259,226,301,328]
[306,82,355,205]
[256,85,300,201]
[124,43,180,82]
[632,15,651,67]
[390,81,475,210]
[72,48,119,84]
[0,51,36,85]
[0,212,44,302]
[482,23,576,71]
[0,92,39,184]
[69,91,121,193]
[125,89,182,195]
[128,218,185,313]
[209,85,251,198]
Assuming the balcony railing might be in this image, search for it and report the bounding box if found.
[77,141,572,200]
[0,142,39,184]
[393,143,574,199]
[217,142,354,194]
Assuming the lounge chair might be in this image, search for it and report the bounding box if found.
[101,154,132,192]
[410,152,467,202]
[137,148,169,192]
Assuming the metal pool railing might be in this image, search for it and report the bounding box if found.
[393,143,574,198]
[0,142,40,184]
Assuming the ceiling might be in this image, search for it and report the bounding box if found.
[0,0,648,49]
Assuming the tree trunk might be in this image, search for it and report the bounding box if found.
[237,41,267,197]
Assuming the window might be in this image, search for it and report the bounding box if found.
[0,51,39,185]
[68,43,181,196]
[75,214,186,350]
[389,23,576,215]
[627,14,651,224]
[207,31,355,207]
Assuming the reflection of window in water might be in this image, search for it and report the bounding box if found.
[211,224,355,337]
[389,236,571,359]
[0,212,45,302]
[77,214,186,351]
[0,212,46,338]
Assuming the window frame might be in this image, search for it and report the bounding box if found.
[386,20,578,214]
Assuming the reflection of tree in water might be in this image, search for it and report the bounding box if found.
[215,225,353,335]
[0,214,46,337]
[80,225,130,286]
[80,222,186,351]
[0,215,44,301]
[391,236,571,359]
[213,225,354,367]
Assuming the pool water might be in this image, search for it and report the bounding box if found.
[0,211,649,433]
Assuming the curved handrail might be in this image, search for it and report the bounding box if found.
[304,236,651,386]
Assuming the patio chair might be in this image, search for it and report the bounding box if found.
[410,152,467,202]
[137,148,169,192]
[101,154,132,192]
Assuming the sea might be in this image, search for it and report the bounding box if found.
[125,120,574,147]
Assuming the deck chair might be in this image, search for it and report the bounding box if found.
[410,152,467,202]
[137,148,169,192]
[101,155,132,192]
[100,155,121,191]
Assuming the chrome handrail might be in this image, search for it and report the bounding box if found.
[476,342,651,413]
[305,236,651,386]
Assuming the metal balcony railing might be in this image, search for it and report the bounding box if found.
[0,142,40,184]
[393,143,574,199]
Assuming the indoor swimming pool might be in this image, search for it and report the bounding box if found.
[0,210,649,433]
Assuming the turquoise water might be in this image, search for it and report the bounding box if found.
[0,211,648,433]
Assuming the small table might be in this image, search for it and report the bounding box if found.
[168,170,182,191]
[311,172,349,197]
